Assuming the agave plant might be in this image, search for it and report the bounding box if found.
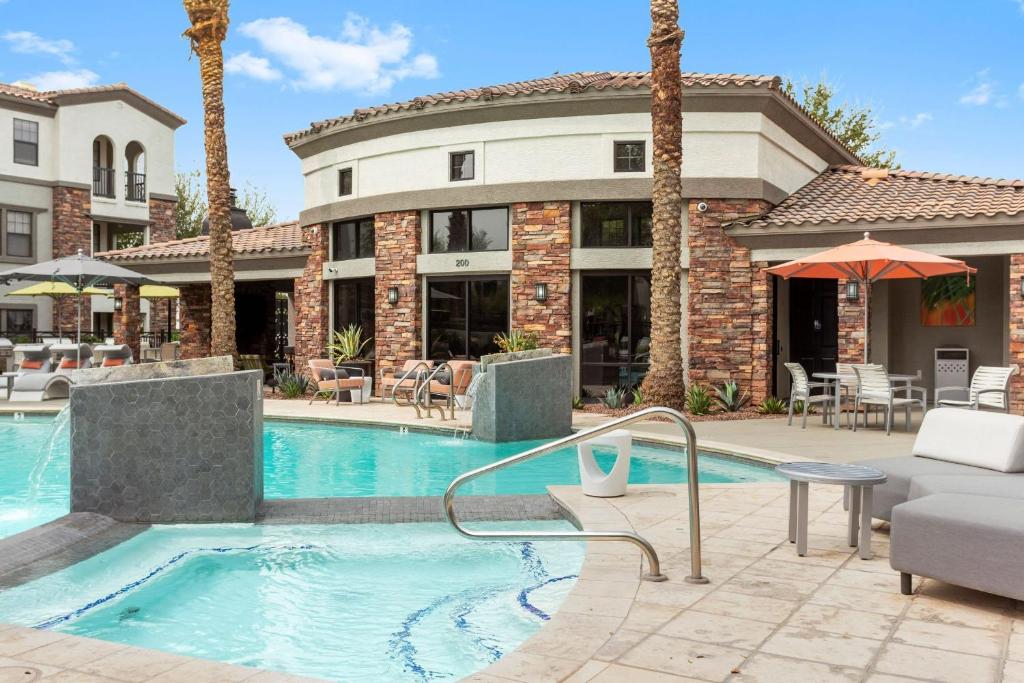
[756,396,788,415]
[631,386,644,406]
[790,399,816,415]
[602,386,627,409]
[685,384,715,416]
[493,329,540,353]
[277,371,310,399]
[327,325,371,363]
[572,395,585,410]
[714,380,750,412]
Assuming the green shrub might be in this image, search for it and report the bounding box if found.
[686,384,715,416]
[602,386,627,409]
[572,395,585,410]
[756,396,788,415]
[493,329,539,353]
[327,324,371,363]
[631,386,644,406]
[714,380,750,412]
[790,399,816,415]
[278,371,310,399]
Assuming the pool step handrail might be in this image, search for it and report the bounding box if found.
[389,361,432,409]
[442,406,708,584]
[415,362,456,421]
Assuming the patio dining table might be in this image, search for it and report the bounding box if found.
[813,371,920,430]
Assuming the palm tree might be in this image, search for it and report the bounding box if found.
[183,0,236,359]
[640,0,686,410]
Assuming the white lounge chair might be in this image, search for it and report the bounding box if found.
[93,344,134,367]
[784,362,834,429]
[935,365,1018,412]
[852,364,927,435]
[9,343,93,401]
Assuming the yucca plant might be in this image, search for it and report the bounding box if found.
[756,396,788,415]
[602,386,627,409]
[685,384,715,416]
[327,325,371,363]
[714,380,750,412]
[493,329,540,353]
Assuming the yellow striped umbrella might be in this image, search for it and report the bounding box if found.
[5,281,110,338]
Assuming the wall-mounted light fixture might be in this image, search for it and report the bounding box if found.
[114,297,123,312]
[845,280,860,302]
[387,286,400,305]
[534,282,548,303]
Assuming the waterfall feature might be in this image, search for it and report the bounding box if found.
[27,406,70,504]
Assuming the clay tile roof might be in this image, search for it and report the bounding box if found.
[283,70,786,146]
[98,221,305,262]
[731,165,1024,229]
[0,81,56,104]
[0,80,185,126]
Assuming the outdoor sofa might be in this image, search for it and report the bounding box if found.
[859,408,1024,600]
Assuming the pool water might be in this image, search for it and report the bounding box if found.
[0,522,584,682]
[0,415,780,539]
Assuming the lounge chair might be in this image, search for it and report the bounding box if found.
[379,359,435,401]
[418,360,478,409]
[935,365,1018,412]
[94,344,134,367]
[307,359,366,405]
[9,343,91,401]
[784,362,834,429]
[13,344,53,374]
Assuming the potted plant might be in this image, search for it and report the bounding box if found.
[327,325,374,396]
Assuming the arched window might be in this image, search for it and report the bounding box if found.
[92,136,115,198]
[124,141,146,202]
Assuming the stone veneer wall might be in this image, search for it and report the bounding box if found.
[147,197,177,336]
[113,284,141,361]
[510,202,572,354]
[687,198,774,403]
[1010,255,1024,413]
[293,224,329,373]
[51,186,93,330]
[838,279,867,364]
[69,370,263,523]
[178,283,212,359]
[375,210,422,371]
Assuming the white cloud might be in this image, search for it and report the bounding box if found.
[236,13,439,93]
[959,69,996,105]
[24,69,99,91]
[900,112,933,129]
[225,51,281,81]
[3,30,76,65]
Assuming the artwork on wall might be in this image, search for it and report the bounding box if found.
[921,275,976,327]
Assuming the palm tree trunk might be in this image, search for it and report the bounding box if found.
[640,0,686,410]
[183,0,236,360]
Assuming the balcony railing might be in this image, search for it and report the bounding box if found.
[93,166,115,198]
[126,172,146,203]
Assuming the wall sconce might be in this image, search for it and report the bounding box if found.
[845,280,860,302]
[534,282,548,303]
[114,297,123,312]
[387,286,400,305]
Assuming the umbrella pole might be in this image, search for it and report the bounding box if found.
[863,279,870,364]
[76,282,82,347]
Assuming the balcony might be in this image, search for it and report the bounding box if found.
[93,166,115,198]
[126,172,146,203]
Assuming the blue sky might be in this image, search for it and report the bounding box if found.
[2,0,1022,221]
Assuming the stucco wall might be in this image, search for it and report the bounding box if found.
[0,109,56,182]
[0,180,54,332]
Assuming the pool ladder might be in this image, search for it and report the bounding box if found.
[443,407,707,583]
[388,362,457,421]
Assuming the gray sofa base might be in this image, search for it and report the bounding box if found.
[891,493,1024,601]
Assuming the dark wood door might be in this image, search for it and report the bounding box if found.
[789,279,838,375]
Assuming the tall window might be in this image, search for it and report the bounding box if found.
[430,207,507,253]
[580,273,651,395]
[427,278,509,360]
[338,168,353,196]
[333,279,375,354]
[449,151,474,181]
[2,309,33,335]
[581,202,652,247]
[5,210,32,258]
[13,119,38,166]
[613,141,645,172]
[332,218,374,260]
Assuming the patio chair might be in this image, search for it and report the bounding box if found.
[12,344,52,374]
[379,359,435,401]
[935,365,1018,412]
[784,362,834,429]
[94,344,134,367]
[307,359,366,405]
[418,360,479,410]
[852,364,927,435]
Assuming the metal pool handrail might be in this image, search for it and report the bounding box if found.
[442,407,708,584]
[415,362,456,420]
[389,362,432,408]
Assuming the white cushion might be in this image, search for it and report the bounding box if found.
[913,408,1024,473]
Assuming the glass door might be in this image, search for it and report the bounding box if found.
[427,277,509,360]
[580,272,651,396]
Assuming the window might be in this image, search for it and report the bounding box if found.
[580,272,651,395]
[5,210,32,258]
[449,151,474,181]
[613,141,645,172]
[332,218,375,260]
[581,202,652,247]
[338,168,353,196]
[333,279,375,354]
[13,119,38,166]
[427,277,509,360]
[2,309,34,335]
[430,207,508,253]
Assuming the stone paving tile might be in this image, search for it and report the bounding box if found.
[617,634,748,681]
[77,648,195,682]
[731,653,862,682]
[874,642,1000,683]
[890,618,1005,658]
[482,651,582,682]
[1004,660,1024,682]
[148,659,262,682]
[19,636,128,669]
[659,610,776,650]
[588,663,706,682]
[760,626,882,669]
[786,603,896,640]
[691,590,800,625]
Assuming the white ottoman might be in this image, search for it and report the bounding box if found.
[577,429,632,497]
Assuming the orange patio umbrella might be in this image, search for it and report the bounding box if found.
[765,232,976,363]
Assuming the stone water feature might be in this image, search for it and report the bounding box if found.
[470,349,572,442]
[67,357,263,523]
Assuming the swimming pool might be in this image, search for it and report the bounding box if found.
[0,414,780,538]
[0,522,584,682]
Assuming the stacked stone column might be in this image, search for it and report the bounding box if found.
[292,224,329,373]
[114,284,141,361]
[51,186,92,334]
[374,211,422,372]
[510,202,572,353]
[178,283,212,359]
[1009,255,1024,413]
[146,197,178,339]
